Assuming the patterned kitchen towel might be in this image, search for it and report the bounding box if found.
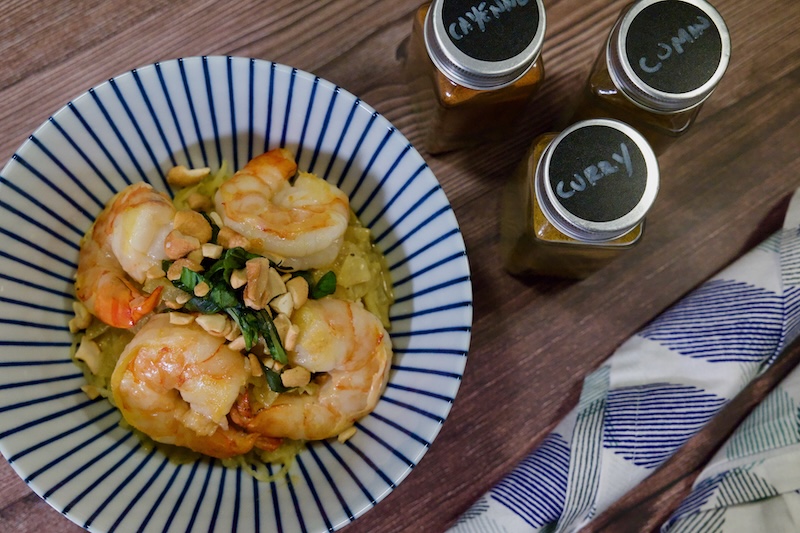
[661,358,800,533]
[448,189,800,533]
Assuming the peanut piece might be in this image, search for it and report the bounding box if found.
[284,323,299,352]
[75,337,102,375]
[145,264,166,279]
[337,426,357,443]
[269,292,294,318]
[169,312,195,325]
[174,210,212,244]
[228,335,246,352]
[167,165,210,187]
[217,226,249,249]
[195,314,229,336]
[69,300,92,333]
[244,258,273,310]
[280,366,311,388]
[167,258,203,281]
[165,230,201,260]
[230,268,248,289]
[286,276,309,310]
[202,243,223,259]
[193,281,210,297]
[187,192,212,212]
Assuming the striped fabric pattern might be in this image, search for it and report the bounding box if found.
[0,57,472,532]
[450,190,800,532]
[663,359,800,532]
[603,384,727,468]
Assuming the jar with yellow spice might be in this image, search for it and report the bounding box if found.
[406,0,546,154]
[501,119,659,279]
[570,0,730,153]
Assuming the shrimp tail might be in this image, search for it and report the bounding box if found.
[90,272,162,328]
[230,393,284,451]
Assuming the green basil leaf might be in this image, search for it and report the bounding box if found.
[226,307,258,351]
[311,271,337,299]
[200,212,220,243]
[263,366,291,393]
[256,310,288,364]
[183,297,221,314]
[208,282,239,310]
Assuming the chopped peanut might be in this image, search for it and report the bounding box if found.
[167,165,210,187]
[145,264,166,279]
[264,357,284,371]
[165,230,201,260]
[281,366,311,388]
[228,335,246,352]
[230,268,248,289]
[169,312,195,325]
[248,354,263,377]
[268,268,286,297]
[164,299,184,310]
[337,427,357,443]
[75,337,102,375]
[187,192,213,212]
[195,314,229,336]
[269,292,294,318]
[80,384,103,400]
[193,281,210,297]
[284,323,300,352]
[167,258,203,281]
[273,313,291,344]
[174,210,213,243]
[244,258,273,310]
[286,276,309,310]
[175,291,192,305]
[202,243,223,259]
[217,226,249,249]
[208,211,224,228]
[224,321,241,341]
[69,300,92,333]
[187,248,205,265]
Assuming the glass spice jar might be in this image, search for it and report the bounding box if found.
[406,0,546,154]
[569,0,731,154]
[501,118,660,279]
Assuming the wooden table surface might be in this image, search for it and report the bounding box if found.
[1,0,799,531]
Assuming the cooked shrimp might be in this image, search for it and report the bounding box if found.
[214,148,350,270]
[75,183,174,328]
[111,313,260,459]
[232,298,392,441]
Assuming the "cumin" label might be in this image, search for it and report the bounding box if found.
[625,0,723,94]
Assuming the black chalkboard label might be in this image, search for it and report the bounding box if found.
[441,0,540,62]
[625,0,722,93]
[548,126,648,223]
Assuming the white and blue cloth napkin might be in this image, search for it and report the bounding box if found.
[662,357,800,533]
[449,189,800,533]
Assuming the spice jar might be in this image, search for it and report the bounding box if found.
[501,119,659,279]
[569,0,730,153]
[406,0,546,154]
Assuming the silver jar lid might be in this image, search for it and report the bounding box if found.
[424,0,546,90]
[607,0,731,112]
[536,119,660,242]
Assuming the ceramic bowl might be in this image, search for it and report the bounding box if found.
[0,56,472,532]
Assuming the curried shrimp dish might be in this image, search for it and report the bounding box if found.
[69,148,394,477]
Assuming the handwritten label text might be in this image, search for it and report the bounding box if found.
[448,0,529,40]
[638,16,712,74]
[556,143,633,199]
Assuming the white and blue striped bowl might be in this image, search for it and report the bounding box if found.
[0,56,472,532]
